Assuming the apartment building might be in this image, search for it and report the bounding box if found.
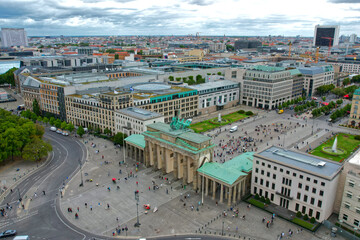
[252,146,343,222]
[329,60,360,75]
[348,88,360,126]
[130,83,198,123]
[242,66,293,110]
[189,80,239,115]
[339,153,360,229]
[66,90,133,134]
[114,107,164,135]
[298,65,334,97]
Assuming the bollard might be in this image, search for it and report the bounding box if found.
[202,226,203,229]
[205,224,206,227]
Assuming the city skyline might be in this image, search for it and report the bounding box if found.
[0,0,359,37]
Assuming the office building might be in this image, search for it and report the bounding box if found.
[313,25,340,47]
[298,65,334,97]
[348,88,360,126]
[1,28,28,47]
[350,34,357,44]
[189,80,239,115]
[19,55,109,68]
[338,153,360,229]
[234,40,261,50]
[252,146,343,222]
[114,107,164,135]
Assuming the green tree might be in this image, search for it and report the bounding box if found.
[169,76,174,81]
[176,77,181,81]
[35,124,45,137]
[310,217,316,224]
[217,72,222,75]
[32,99,41,116]
[22,137,52,162]
[331,88,346,97]
[2,128,22,161]
[114,54,119,60]
[43,117,49,125]
[54,119,62,128]
[49,117,55,126]
[104,127,111,136]
[105,49,116,53]
[21,110,32,119]
[303,214,309,221]
[188,76,194,81]
[61,121,67,130]
[66,123,75,132]
[77,126,85,137]
[226,44,234,51]
[0,67,17,86]
[30,112,37,123]
[322,96,326,101]
[113,132,128,146]
[343,78,350,86]
[37,116,42,122]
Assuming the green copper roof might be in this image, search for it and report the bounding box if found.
[223,152,254,172]
[125,134,145,149]
[289,69,301,75]
[249,65,285,72]
[197,152,254,185]
[147,122,211,143]
[354,88,360,96]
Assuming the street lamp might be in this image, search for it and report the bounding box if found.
[201,174,204,204]
[221,221,224,236]
[134,191,140,227]
[122,127,126,164]
[78,158,84,187]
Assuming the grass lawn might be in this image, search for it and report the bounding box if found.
[247,198,266,209]
[190,112,249,133]
[310,133,360,162]
[292,218,315,230]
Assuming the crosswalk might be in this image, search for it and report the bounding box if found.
[0,210,38,229]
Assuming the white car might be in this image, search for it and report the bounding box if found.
[56,129,62,134]
[62,131,69,136]
[50,127,56,132]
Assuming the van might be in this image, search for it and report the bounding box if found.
[50,127,56,132]
[13,236,30,240]
[229,126,238,133]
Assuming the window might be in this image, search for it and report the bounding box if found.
[267,172,270,177]
[314,179,318,184]
[267,164,271,168]
[273,174,276,180]
[306,177,310,182]
[309,208,313,217]
[354,219,360,226]
[261,170,264,175]
[295,203,299,211]
[271,193,274,201]
[312,188,317,194]
[349,181,355,187]
[345,202,351,209]
[356,208,360,214]
[280,168,283,172]
[260,179,264,185]
[274,166,277,170]
[255,177,258,183]
[254,187,257,194]
[300,175,303,179]
[272,183,275,190]
[318,200,322,208]
[302,206,306,214]
[304,195,308,202]
[286,170,290,175]
[255,168,258,173]
[319,190,324,196]
[310,197,315,205]
[266,181,269,188]
[347,192,353,199]
[343,214,348,221]
[256,160,259,164]
[305,185,309,191]
[298,183,302,189]
[297,192,301,200]
[262,162,265,166]
[316,211,320,220]
[293,173,297,177]
[321,182,325,186]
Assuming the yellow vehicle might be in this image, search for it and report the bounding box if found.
[278,109,284,114]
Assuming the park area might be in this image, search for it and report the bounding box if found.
[190,111,251,133]
[310,133,360,162]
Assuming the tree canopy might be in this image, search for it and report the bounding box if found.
[0,109,50,162]
[0,67,17,86]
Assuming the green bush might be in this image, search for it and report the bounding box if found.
[303,214,309,221]
[355,135,360,141]
[245,111,253,116]
[260,196,265,202]
[296,211,302,218]
[310,217,316,224]
[238,110,245,114]
[254,194,260,200]
[265,198,270,204]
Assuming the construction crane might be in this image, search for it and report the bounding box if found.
[315,47,320,63]
[321,37,333,61]
[288,41,292,57]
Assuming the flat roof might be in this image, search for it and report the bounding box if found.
[116,107,163,121]
[188,80,239,91]
[256,146,342,179]
[125,134,145,149]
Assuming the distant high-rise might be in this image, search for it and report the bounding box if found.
[313,25,339,47]
[350,34,357,43]
[1,28,28,47]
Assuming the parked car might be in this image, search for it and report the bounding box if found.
[0,230,16,238]
[62,131,69,136]
[56,129,62,134]
[229,126,238,133]
[50,127,56,132]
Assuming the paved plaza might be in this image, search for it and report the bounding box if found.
[58,110,353,239]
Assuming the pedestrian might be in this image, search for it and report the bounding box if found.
[85,203,87,208]
[90,205,93,211]
[43,190,46,195]
[136,181,138,186]
[77,207,79,212]
[116,217,119,222]
[149,186,150,191]
[75,213,78,219]
[107,203,110,209]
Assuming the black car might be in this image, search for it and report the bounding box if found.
[0,230,17,238]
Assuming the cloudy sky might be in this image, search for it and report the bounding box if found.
[0,0,359,36]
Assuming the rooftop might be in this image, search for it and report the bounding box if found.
[354,88,360,96]
[116,107,163,121]
[125,134,145,149]
[247,65,286,72]
[188,80,239,91]
[256,146,342,179]
[298,66,324,75]
[197,152,254,185]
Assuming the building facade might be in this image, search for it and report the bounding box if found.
[299,65,334,97]
[252,146,342,222]
[115,107,164,135]
[189,80,239,115]
[313,25,340,47]
[348,88,360,126]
